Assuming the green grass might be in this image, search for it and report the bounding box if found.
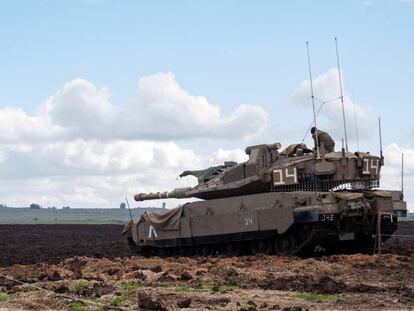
[82,298,103,311]
[0,294,10,302]
[158,281,177,287]
[218,285,238,293]
[295,293,339,303]
[175,287,204,293]
[111,295,129,307]
[71,300,87,311]
[116,282,146,290]
[175,283,213,293]
[72,279,93,291]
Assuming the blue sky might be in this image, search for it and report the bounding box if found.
[0,0,413,208]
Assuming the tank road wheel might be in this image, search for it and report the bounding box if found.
[223,242,242,257]
[209,244,219,256]
[177,247,189,257]
[295,224,313,244]
[274,233,296,255]
[250,239,270,255]
[139,248,152,258]
[126,237,137,252]
[353,234,375,254]
[156,248,170,257]
[197,245,211,257]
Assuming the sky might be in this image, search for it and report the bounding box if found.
[0,0,413,210]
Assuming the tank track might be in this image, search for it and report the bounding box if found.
[127,223,379,257]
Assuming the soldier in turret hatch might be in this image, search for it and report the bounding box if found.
[311,127,335,153]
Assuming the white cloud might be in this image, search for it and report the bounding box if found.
[120,73,268,140]
[381,143,414,211]
[46,79,114,138]
[0,139,218,208]
[0,73,269,208]
[207,148,248,164]
[290,68,376,143]
[1,73,267,143]
[0,107,65,143]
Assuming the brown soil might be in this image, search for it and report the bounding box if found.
[0,224,133,267]
[0,223,413,310]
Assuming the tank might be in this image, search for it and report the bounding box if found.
[123,142,407,256]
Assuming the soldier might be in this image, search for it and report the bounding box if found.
[311,127,335,153]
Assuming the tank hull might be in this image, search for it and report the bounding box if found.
[124,190,406,256]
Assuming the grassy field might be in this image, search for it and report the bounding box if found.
[0,207,164,224]
[0,206,412,225]
[403,212,414,221]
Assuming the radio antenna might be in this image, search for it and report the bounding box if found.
[378,117,383,159]
[125,196,134,223]
[306,41,320,159]
[401,153,404,196]
[335,37,349,152]
[352,92,360,152]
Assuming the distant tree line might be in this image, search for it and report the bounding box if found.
[29,203,71,210]
[29,203,41,209]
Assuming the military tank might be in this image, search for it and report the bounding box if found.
[123,141,407,256]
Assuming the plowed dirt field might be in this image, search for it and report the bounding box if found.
[0,223,413,310]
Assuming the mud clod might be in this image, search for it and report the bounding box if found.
[130,270,147,280]
[317,276,345,294]
[54,284,69,294]
[104,267,120,275]
[151,265,162,273]
[177,298,192,308]
[91,282,114,297]
[156,271,174,282]
[241,306,257,311]
[247,300,257,306]
[211,285,220,292]
[138,293,167,311]
[282,307,306,311]
[180,271,192,281]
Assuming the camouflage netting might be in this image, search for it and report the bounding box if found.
[179,166,224,184]
[142,205,184,231]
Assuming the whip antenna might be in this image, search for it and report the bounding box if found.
[352,92,360,152]
[306,41,320,159]
[335,37,349,152]
[378,117,383,159]
[125,196,133,223]
[401,153,404,196]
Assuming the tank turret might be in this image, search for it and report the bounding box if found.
[134,142,383,202]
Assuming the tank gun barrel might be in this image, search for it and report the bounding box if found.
[134,188,191,201]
